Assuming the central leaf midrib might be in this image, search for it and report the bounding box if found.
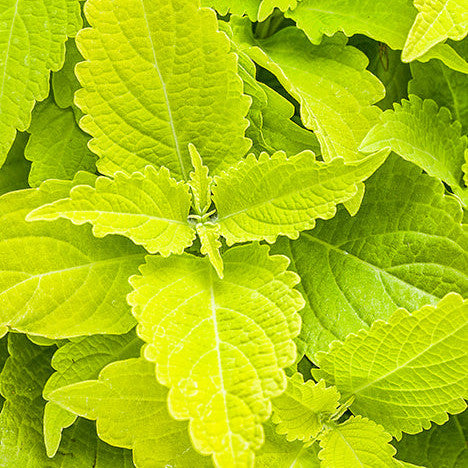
[139,0,186,180]
[38,208,189,227]
[208,268,235,459]
[0,253,143,299]
[352,318,467,394]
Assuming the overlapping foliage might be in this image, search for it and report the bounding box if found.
[0,0,466,467]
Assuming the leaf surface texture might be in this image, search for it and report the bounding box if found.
[76,0,250,179]
[128,243,304,466]
[314,293,468,437]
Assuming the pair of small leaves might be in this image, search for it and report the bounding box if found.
[27,147,388,277]
[271,373,403,467]
[270,294,466,466]
[314,293,468,438]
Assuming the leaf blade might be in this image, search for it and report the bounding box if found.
[314,293,468,437]
[76,0,250,179]
[128,243,304,466]
[27,166,196,256]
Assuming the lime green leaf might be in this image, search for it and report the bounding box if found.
[188,144,212,217]
[196,222,224,279]
[402,0,468,62]
[314,293,468,437]
[271,373,340,442]
[43,330,142,457]
[0,176,145,339]
[28,166,195,256]
[318,416,397,468]
[0,0,75,165]
[128,243,304,466]
[256,422,322,467]
[231,19,385,163]
[52,38,84,115]
[258,82,321,156]
[393,411,468,467]
[48,357,210,468]
[0,132,30,196]
[271,155,468,357]
[213,149,389,245]
[0,333,133,467]
[76,0,250,180]
[287,0,468,72]
[409,39,468,131]
[202,0,297,21]
[25,98,96,187]
[360,95,468,206]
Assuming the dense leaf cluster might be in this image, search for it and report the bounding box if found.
[0,1,467,467]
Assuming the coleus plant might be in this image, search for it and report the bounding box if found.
[0,0,467,467]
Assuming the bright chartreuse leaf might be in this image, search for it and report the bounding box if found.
[27,166,196,256]
[408,39,468,131]
[202,1,297,21]
[196,223,224,278]
[360,95,468,206]
[0,333,133,467]
[257,82,321,156]
[213,149,389,245]
[231,19,385,163]
[0,0,80,166]
[402,0,468,62]
[0,132,30,196]
[43,330,142,457]
[0,175,145,338]
[287,0,468,73]
[271,155,467,357]
[318,416,397,468]
[314,293,468,438]
[393,410,468,467]
[48,357,211,468]
[271,373,340,442]
[256,422,322,467]
[25,97,96,187]
[188,144,212,217]
[127,243,304,467]
[75,0,250,180]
